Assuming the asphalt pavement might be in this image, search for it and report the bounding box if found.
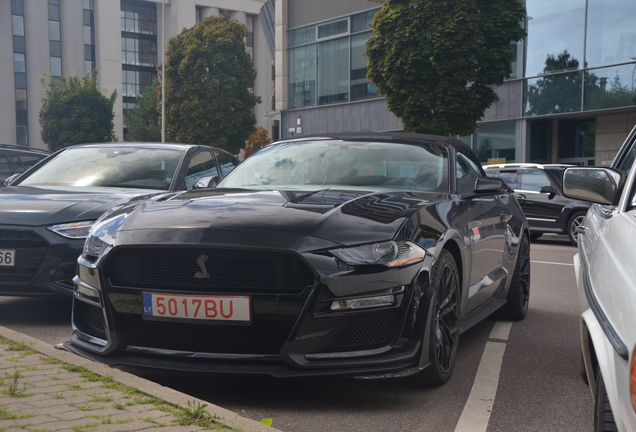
[0,324,280,432]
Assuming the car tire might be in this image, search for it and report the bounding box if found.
[568,211,587,246]
[495,234,530,321]
[594,369,618,432]
[415,249,460,386]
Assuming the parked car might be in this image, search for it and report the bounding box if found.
[483,163,593,245]
[0,143,50,184]
[0,142,239,297]
[65,133,530,385]
[563,125,636,432]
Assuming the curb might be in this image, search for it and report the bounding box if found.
[0,324,282,432]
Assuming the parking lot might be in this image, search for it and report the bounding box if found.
[0,235,593,432]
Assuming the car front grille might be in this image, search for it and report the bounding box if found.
[73,300,107,341]
[0,230,48,283]
[115,313,294,355]
[105,247,316,293]
[333,310,401,348]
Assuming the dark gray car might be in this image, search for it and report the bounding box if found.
[483,163,592,245]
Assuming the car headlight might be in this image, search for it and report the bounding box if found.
[83,234,113,258]
[330,240,425,267]
[46,221,95,239]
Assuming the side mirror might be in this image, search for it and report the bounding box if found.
[193,175,220,190]
[539,186,554,194]
[474,176,509,193]
[563,167,622,205]
[3,173,20,187]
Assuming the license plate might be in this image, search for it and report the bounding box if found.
[142,293,251,322]
[0,250,15,267]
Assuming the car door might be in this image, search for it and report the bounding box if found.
[515,169,563,230]
[215,152,239,178]
[456,152,508,313]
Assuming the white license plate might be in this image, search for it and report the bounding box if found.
[142,292,251,322]
[0,250,15,267]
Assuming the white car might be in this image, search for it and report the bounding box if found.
[563,125,636,432]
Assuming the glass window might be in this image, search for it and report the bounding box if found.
[352,10,377,33]
[525,71,583,116]
[216,153,238,177]
[15,90,27,110]
[17,155,43,171]
[50,57,62,77]
[351,32,378,102]
[48,4,60,21]
[584,64,636,111]
[49,21,61,41]
[519,170,551,192]
[586,0,636,68]
[289,26,315,47]
[14,73,27,90]
[289,45,316,108]
[317,37,349,105]
[11,0,24,16]
[318,20,347,39]
[14,53,25,73]
[474,120,521,164]
[84,26,92,45]
[16,125,28,146]
[525,0,586,78]
[497,171,520,189]
[185,152,219,189]
[559,121,595,159]
[0,156,11,183]
[50,40,61,57]
[455,153,481,194]
[13,35,25,53]
[12,15,24,36]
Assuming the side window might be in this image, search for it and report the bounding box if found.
[456,152,481,194]
[216,153,239,177]
[616,141,636,174]
[9,155,26,173]
[184,151,219,190]
[497,170,519,190]
[0,156,11,183]
[18,155,44,170]
[519,170,551,192]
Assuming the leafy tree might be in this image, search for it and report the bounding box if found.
[127,78,161,142]
[39,71,117,151]
[526,51,587,115]
[243,127,272,158]
[164,13,260,154]
[366,0,526,136]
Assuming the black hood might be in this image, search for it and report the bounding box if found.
[115,188,447,246]
[0,186,160,226]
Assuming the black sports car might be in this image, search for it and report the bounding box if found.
[0,142,238,296]
[66,133,530,385]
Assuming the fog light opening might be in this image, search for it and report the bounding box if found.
[331,295,395,311]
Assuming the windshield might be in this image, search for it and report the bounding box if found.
[18,147,183,191]
[219,140,449,192]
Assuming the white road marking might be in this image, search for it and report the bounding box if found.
[489,321,512,342]
[531,260,574,267]
[454,341,507,432]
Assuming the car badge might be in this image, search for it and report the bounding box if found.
[194,254,210,279]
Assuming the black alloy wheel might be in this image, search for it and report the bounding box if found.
[496,234,530,321]
[568,211,587,246]
[594,369,618,432]
[416,249,460,386]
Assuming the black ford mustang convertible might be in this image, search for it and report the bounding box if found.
[66,133,530,385]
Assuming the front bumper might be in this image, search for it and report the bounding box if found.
[0,226,81,296]
[68,246,435,377]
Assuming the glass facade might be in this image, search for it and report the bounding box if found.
[84,0,95,74]
[12,0,28,146]
[288,9,379,109]
[474,121,522,164]
[48,0,62,78]
[121,1,158,136]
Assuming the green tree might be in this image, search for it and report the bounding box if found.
[366,0,526,136]
[164,13,260,154]
[127,78,161,142]
[39,72,117,151]
[526,51,587,115]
